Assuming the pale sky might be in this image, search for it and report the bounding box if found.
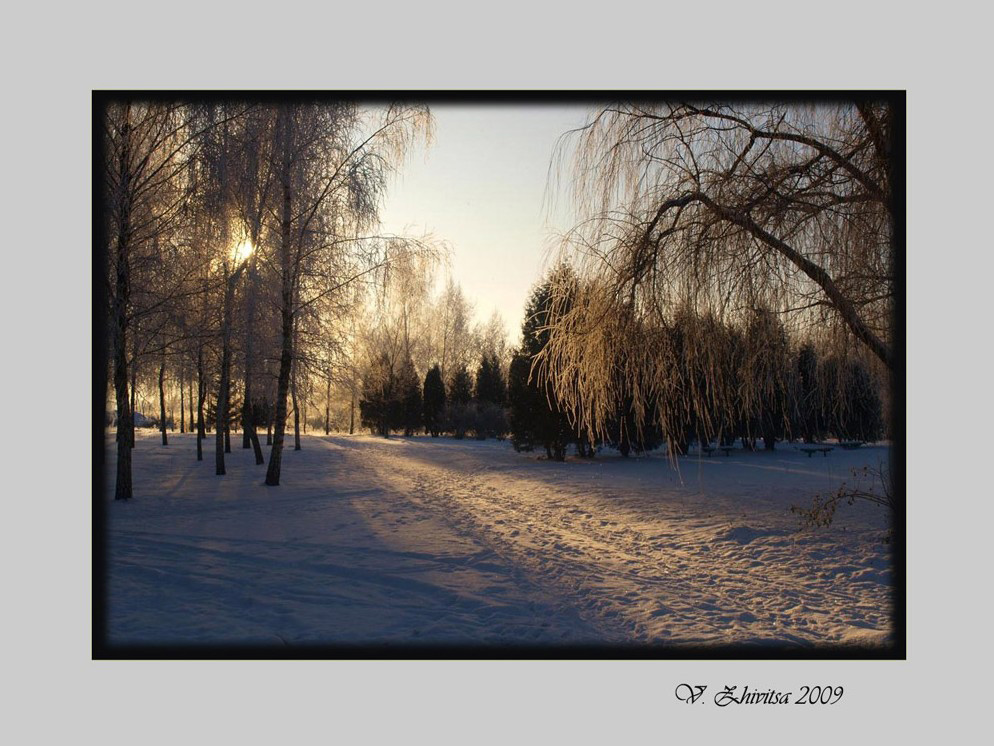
[378,104,595,341]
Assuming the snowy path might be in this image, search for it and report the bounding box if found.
[104,433,893,647]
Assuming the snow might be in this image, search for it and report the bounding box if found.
[103,432,894,648]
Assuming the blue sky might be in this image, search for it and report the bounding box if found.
[379,104,594,338]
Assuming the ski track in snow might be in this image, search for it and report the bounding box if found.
[104,433,894,648]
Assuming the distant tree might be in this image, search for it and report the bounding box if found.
[472,352,508,439]
[795,343,823,443]
[397,356,422,436]
[422,364,446,437]
[741,309,795,450]
[359,352,398,437]
[437,280,477,381]
[206,388,242,442]
[474,403,508,441]
[449,365,473,406]
[446,365,474,439]
[507,354,536,452]
[823,356,884,442]
[507,279,573,460]
[475,352,506,408]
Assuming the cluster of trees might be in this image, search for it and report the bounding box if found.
[359,353,508,440]
[507,268,884,461]
[103,98,433,499]
[529,100,895,459]
[353,248,513,440]
[357,260,885,461]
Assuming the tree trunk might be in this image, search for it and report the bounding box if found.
[265,305,294,485]
[247,412,264,464]
[215,269,240,475]
[265,107,295,487]
[129,366,137,448]
[113,352,133,500]
[112,171,133,499]
[291,355,301,451]
[241,257,257,451]
[159,356,168,445]
[179,364,185,433]
[188,366,194,437]
[196,346,206,461]
[325,376,331,435]
[349,390,355,435]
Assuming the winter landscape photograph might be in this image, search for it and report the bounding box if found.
[95,93,902,657]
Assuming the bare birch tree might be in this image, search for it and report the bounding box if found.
[263,103,433,486]
[105,101,200,499]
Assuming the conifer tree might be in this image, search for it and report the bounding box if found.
[473,352,508,439]
[449,366,473,405]
[507,279,573,460]
[422,364,446,437]
[475,353,506,408]
[359,352,397,437]
[447,365,474,439]
[397,356,422,436]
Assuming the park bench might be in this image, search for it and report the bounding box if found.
[799,446,833,457]
[701,445,716,456]
[719,446,734,456]
[839,441,865,450]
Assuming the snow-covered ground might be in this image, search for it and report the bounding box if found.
[103,432,894,648]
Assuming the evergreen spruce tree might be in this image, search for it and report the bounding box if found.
[508,353,535,451]
[474,352,508,439]
[206,389,242,440]
[422,364,446,437]
[397,356,422,436]
[449,366,473,404]
[507,279,573,460]
[447,365,474,439]
[359,352,397,437]
[475,353,507,408]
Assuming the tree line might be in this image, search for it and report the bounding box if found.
[355,264,885,460]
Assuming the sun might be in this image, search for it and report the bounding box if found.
[232,238,254,263]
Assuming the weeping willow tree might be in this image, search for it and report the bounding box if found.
[538,101,895,451]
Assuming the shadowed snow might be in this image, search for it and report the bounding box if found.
[104,433,893,648]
